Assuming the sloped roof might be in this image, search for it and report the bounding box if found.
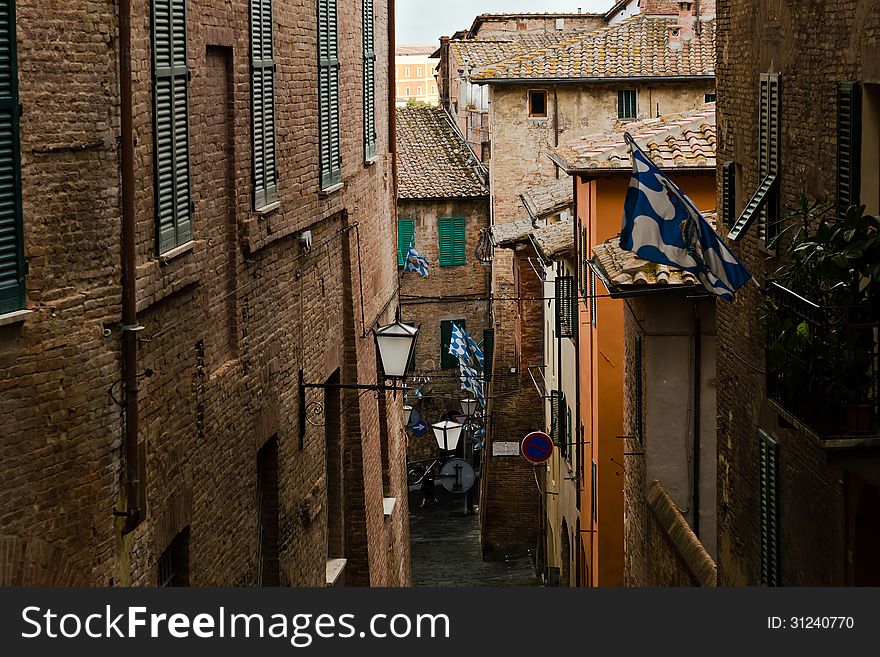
[449,32,584,71]
[490,217,535,248]
[396,45,438,56]
[521,178,573,220]
[396,107,488,199]
[468,12,605,37]
[550,103,716,173]
[592,212,718,291]
[531,220,574,261]
[470,16,715,81]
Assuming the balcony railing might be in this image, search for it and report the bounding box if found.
[766,283,879,439]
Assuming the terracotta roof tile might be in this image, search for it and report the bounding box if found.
[551,103,716,172]
[521,178,573,220]
[449,32,585,71]
[531,220,574,261]
[490,217,536,247]
[396,107,489,199]
[470,16,715,81]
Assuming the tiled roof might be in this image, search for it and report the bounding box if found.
[470,16,715,81]
[396,45,438,56]
[396,107,488,199]
[490,217,535,248]
[531,220,574,261]
[521,178,573,220]
[449,32,582,71]
[592,212,718,291]
[551,103,716,172]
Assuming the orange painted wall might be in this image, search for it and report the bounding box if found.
[575,171,716,587]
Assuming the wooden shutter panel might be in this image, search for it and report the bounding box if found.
[550,390,561,444]
[555,275,574,338]
[153,0,191,255]
[319,0,341,189]
[452,218,466,265]
[363,0,376,160]
[722,162,736,227]
[251,0,277,209]
[759,430,780,587]
[0,1,24,315]
[437,217,453,266]
[482,327,494,382]
[837,81,862,219]
[757,73,780,244]
[397,219,414,267]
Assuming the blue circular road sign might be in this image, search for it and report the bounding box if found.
[521,431,554,464]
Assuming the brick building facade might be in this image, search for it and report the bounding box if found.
[716,0,880,585]
[395,106,490,462]
[1,0,409,587]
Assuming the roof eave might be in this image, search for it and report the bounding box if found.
[588,258,714,299]
[568,165,717,178]
[471,74,716,85]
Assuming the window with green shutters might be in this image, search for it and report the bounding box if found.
[758,430,780,587]
[837,81,862,218]
[362,0,376,161]
[438,217,466,266]
[397,218,414,267]
[440,319,465,369]
[318,0,341,189]
[152,0,192,255]
[482,327,494,382]
[0,1,24,315]
[618,89,636,119]
[250,0,278,209]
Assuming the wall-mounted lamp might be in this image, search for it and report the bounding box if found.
[432,420,463,453]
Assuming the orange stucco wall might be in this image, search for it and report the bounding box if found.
[575,171,716,587]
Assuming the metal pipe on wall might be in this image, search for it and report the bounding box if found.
[119,0,141,534]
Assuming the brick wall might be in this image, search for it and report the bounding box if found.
[471,15,606,38]
[398,197,490,462]
[1,0,409,587]
[715,0,880,586]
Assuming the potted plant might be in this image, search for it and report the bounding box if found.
[767,199,880,433]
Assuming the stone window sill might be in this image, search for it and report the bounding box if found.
[255,200,282,217]
[319,182,344,198]
[326,558,347,587]
[159,240,195,265]
[364,156,379,167]
[0,308,32,328]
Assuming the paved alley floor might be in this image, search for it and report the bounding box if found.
[408,488,542,587]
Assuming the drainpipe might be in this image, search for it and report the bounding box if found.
[553,85,559,179]
[119,0,141,534]
[692,301,701,539]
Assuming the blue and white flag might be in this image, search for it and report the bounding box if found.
[458,361,485,408]
[403,245,430,278]
[448,323,486,407]
[620,134,752,301]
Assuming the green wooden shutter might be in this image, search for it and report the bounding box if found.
[634,334,643,441]
[152,0,192,255]
[757,73,780,245]
[440,319,465,369]
[0,0,24,315]
[837,81,862,219]
[555,275,574,338]
[438,217,465,266]
[318,0,341,189]
[550,390,561,445]
[397,218,414,267]
[758,430,780,587]
[482,327,494,382]
[722,162,736,227]
[618,89,636,119]
[251,0,278,209]
[566,406,572,464]
[362,0,376,160]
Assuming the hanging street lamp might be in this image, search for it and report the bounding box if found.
[432,420,463,453]
[459,398,478,418]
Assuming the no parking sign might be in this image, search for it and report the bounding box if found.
[520,431,553,464]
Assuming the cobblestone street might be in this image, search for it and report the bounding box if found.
[408,488,542,587]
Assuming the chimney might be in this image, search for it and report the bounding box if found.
[677,2,695,41]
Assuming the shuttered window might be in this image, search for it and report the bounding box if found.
[590,271,597,327]
[837,81,862,218]
[0,1,24,315]
[318,0,341,189]
[580,226,588,299]
[397,218,414,267]
[440,319,465,369]
[438,217,466,266]
[634,333,643,442]
[555,274,575,339]
[566,406,573,466]
[152,0,192,255]
[757,73,780,245]
[618,89,636,119]
[250,0,278,209]
[362,0,376,160]
[758,430,780,587]
[482,327,494,382]
[722,162,736,227]
[550,390,566,454]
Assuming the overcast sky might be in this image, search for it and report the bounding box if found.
[396,0,614,45]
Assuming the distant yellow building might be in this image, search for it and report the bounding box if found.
[396,46,439,106]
